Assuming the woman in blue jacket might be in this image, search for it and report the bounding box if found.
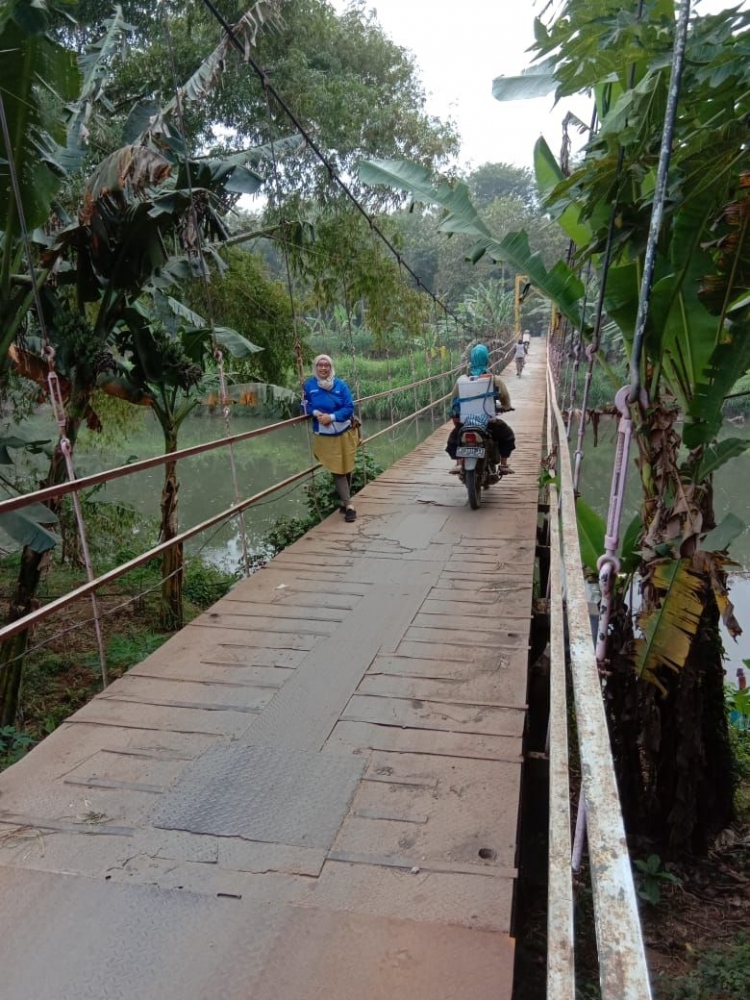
[303,354,359,522]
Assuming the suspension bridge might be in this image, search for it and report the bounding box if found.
[0,345,650,1000]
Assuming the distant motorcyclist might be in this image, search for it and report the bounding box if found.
[446,343,515,474]
[522,329,531,354]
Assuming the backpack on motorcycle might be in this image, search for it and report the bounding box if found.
[456,375,496,422]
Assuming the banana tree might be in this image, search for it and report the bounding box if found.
[515,1,750,853]
[361,1,750,854]
[0,0,79,367]
[114,299,260,629]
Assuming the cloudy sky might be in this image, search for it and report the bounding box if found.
[331,0,589,169]
[331,0,742,171]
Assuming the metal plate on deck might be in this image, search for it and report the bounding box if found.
[150,743,364,847]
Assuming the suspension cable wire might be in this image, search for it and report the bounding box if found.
[0,92,109,689]
[384,343,398,466]
[572,1,645,493]
[397,257,423,437]
[597,0,692,663]
[197,0,471,337]
[571,0,693,877]
[261,76,324,522]
[341,283,367,488]
[432,301,449,424]
[162,10,252,576]
[629,0,691,400]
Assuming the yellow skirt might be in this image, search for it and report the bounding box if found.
[312,427,359,475]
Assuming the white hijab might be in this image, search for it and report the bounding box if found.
[313,354,335,392]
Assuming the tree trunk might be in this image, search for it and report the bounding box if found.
[640,598,734,855]
[608,404,735,856]
[160,450,183,631]
[0,414,81,726]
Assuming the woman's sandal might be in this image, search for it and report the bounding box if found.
[499,466,515,475]
[344,507,357,522]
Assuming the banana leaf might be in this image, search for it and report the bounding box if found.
[685,317,750,448]
[181,326,262,362]
[0,503,58,554]
[576,496,606,575]
[62,5,132,171]
[0,9,79,236]
[634,558,705,691]
[0,435,52,465]
[533,137,592,249]
[695,437,750,480]
[701,513,746,554]
[491,59,557,101]
[358,158,584,328]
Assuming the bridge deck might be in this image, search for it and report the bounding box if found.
[0,350,546,1000]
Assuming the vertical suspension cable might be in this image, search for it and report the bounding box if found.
[629,0,691,400]
[342,286,366,488]
[260,77,322,520]
[574,0,691,875]
[47,352,109,687]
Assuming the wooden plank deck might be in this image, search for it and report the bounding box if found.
[0,348,546,1000]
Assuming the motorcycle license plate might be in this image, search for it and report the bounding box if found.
[456,446,485,458]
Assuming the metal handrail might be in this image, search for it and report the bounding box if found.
[0,340,516,517]
[0,341,518,652]
[545,381,575,1000]
[545,357,652,1000]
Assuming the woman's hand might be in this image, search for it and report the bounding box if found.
[318,413,333,426]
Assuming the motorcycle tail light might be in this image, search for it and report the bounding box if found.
[462,431,479,444]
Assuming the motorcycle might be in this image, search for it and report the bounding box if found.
[454,408,513,510]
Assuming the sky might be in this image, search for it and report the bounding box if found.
[331,0,587,171]
[331,0,742,172]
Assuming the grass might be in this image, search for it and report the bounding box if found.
[658,937,750,999]
[0,549,237,769]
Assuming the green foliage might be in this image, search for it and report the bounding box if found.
[265,514,317,555]
[65,0,458,204]
[661,937,750,1000]
[85,632,168,673]
[56,487,148,566]
[0,725,35,768]
[633,854,681,907]
[183,560,238,609]
[576,496,606,575]
[184,248,295,386]
[358,158,585,329]
[468,162,537,210]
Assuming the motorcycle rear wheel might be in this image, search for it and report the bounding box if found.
[466,466,482,509]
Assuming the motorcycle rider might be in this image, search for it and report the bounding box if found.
[446,343,515,474]
[514,337,526,376]
[522,329,531,354]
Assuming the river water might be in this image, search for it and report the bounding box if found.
[12,406,448,572]
[10,404,750,680]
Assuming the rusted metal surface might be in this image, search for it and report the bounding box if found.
[547,364,653,1000]
[0,464,317,645]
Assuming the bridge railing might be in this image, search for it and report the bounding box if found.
[545,361,652,1000]
[0,340,515,656]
